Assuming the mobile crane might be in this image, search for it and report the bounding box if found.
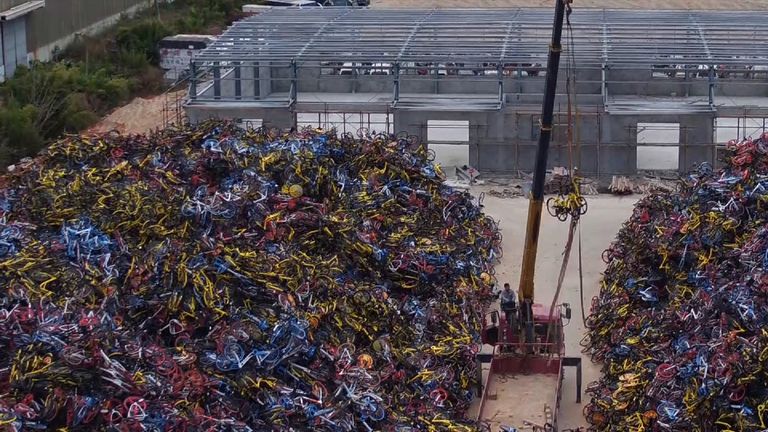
[475,1,583,430]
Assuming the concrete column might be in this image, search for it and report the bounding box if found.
[262,108,296,129]
[238,63,256,99]
[600,114,638,175]
[259,62,272,99]
[679,114,716,171]
[213,63,221,99]
[392,110,424,140]
[468,116,480,168]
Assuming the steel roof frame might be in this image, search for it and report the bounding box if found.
[194,8,768,66]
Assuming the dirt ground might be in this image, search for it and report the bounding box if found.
[475,190,638,429]
[87,90,185,135]
[373,0,766,9]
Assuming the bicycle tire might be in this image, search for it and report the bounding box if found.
[602,249,615,264]
[579,333,592,348]
[494,246,503,260]
[340,132,355,142]
[578,196,588,215]
[557,211,569,222]
[353,290,372,305]
[546,197,559,218]
[395,131,409,142]
[361,372,381,389]
[368,404,386,421]
[426,148,436,161]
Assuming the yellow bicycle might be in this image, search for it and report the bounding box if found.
[546,177,588,221]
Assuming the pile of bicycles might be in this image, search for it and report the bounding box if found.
[583,134,768,431]
[0,122,501,431]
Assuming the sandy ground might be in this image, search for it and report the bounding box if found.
[87,91,185,135]
[372,0,767,9]
[476,191,638,429]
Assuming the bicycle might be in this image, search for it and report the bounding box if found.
[546,176,588,221]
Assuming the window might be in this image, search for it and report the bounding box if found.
[716,117,767,143]
[427,120,470,143]
[651,61,710,80]
[636,122,680,171]
[427,120,469,176]
[297,112,392,134]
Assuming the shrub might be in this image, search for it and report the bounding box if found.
[114,49,151,74]
[174,6,221,33]
[0,104,44,168]
[61,93,101,131]
[182,0,246,20]
[135,65,167,94]
[173,0,248,33]
[115,19,172,65]
[1,63,130,141]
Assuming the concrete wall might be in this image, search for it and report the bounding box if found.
[185,60,768,176]
[29,0,148,58]
[5,0,154,62]
[184,97,722,176]
[606,67,768,98]
[186,104,295,129]
[388,109,621,174]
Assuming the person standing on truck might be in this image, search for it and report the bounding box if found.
[499,283,517,329]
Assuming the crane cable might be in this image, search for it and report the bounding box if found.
[562,1,589,328]
[545,1,585,352]
[561,2,589,328]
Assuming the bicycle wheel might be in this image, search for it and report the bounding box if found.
[601,249,612,264]
[578,196,588,215]
[361,372,381,388]
[341,132,355,143]
[546,197,559,218]
[557,210,569,222]
[353,290,372,306]
[426,148,436,161]
[579,333,592,348]
[493,246,503,260]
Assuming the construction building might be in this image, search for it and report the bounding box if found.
[0,0,159,80]
[184,7,768,175]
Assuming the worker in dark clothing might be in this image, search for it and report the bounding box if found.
[499,283,517,330]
